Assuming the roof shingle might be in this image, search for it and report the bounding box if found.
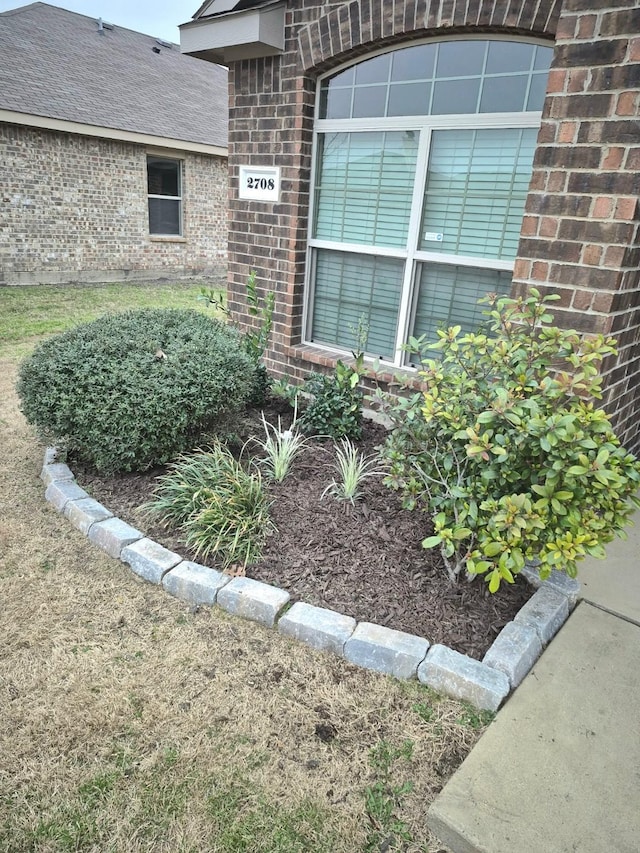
[0,2,228,148]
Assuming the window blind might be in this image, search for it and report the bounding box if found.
[310,249,404,360]
[420,128,537,260]
[314,131,418,248]
[411,263,513,356]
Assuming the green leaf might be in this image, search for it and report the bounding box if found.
[483,541,503,557]
[422,535,442,550]
[488,569,501,593]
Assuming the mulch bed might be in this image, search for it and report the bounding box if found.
[75,407,533,660]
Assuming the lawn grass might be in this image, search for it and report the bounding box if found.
[0,281,223,357]
[0,282,486,852]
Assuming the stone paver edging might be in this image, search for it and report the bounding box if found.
[40,451,580,711]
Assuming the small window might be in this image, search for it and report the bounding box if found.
[147,156,182,236]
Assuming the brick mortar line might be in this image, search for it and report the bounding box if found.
[40,449,579,712]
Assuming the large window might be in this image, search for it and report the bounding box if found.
[306,39,553,365]
[147,156,182,236]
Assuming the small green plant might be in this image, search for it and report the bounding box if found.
[456,703,495,730]
[17,309,254,473]
[380,289,640,591]
[364,739,415,852]
[322,438,381,504]
[200,269,276,405]
[255,402,309,482]
[144,442,273,569]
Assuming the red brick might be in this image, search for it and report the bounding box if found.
[539,216,559,238]
[572,289,593,311]
[601,147,625,170]
[615,197,638,221]
[616,91,639,116]
[577,14,597,39]
[513,258,532,280]
[531,261,550,281]
[567,68,588,93]
[546,69,567,94]
[558,121,578,143]
[592,196,614,219]
[582,244,603,266]
[592,292,615,313]
[521,215,539,237]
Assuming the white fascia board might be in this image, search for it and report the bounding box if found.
[0,109,228,158]
[180,2,284,64]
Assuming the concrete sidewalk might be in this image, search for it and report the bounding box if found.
[428,523,640,853]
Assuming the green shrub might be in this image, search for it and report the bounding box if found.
[299,359,364,441]
[379,290,640,591]
[144,442,273,569]
[17,309,255,473]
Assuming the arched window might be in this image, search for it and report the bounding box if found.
[305,38,553,363]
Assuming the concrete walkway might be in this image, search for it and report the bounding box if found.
[428,520,640,853]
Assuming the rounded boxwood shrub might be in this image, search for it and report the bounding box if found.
[17,308,256,473]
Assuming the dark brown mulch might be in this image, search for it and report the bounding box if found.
[75,411,533,660]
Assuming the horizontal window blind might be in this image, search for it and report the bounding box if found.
[420,128,537,260]
[313,131,418,248]
[411,263,513,357]
[310,249,403,360]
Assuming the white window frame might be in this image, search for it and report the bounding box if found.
[147,155,183,237]
[303,35,550,368]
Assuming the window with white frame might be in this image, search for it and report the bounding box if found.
[147,156,182,236]
[305,38,553,365]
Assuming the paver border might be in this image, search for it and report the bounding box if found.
[40,449,580,710]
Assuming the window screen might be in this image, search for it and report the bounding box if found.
[147,157,182,236]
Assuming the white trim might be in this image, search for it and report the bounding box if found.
[315,112,542,133]
[0,109,227,158]
[147,156,183,237]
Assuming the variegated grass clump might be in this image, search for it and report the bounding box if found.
[255,402,309,483]
[143,441,273,569]
[322,438,382,505]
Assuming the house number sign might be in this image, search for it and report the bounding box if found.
[239,165,281,202]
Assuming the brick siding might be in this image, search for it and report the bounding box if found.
[0,123,228,286]
[225,0,640,451]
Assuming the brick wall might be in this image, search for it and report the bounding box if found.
[511,0,640,450]
[225,0,640,451]
[0,123,228,286]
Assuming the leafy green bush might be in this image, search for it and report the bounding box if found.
[299,357,365,441]
[144,442,273,569]
[380,290,640,591]
[17,309,255,473]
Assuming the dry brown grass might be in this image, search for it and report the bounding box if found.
[0,354,485,853]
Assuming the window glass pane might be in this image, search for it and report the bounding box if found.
[479,74,529,113]
[352,85,388,118]
[148,198,180,235]
[432,79,480,114]
[534,45,554,70]
[313,131,419,248]
[436,40,486,78]
[526,72,549,111]
[391,43,436,81]
[325,87,352,119]
[411,263,512,356]
[420,127,537,259]
[355,53,390,85]
[486,41,534,74]
[318,40,552,118]
[388,82,431,116]
[311,249,403,360]
[147,158,179,197]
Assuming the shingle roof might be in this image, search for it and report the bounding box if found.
[0,2,228,148]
